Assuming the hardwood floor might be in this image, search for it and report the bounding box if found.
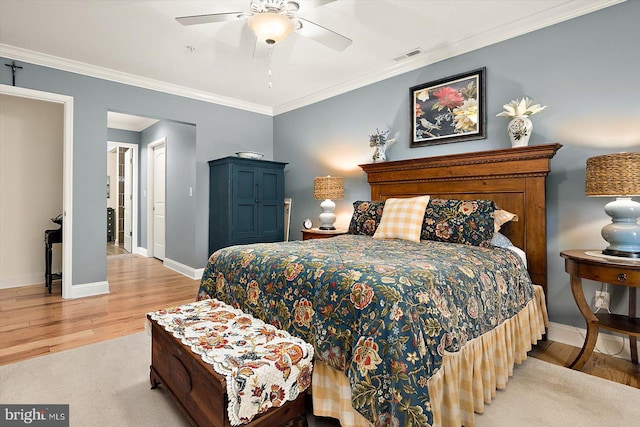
[1,255,638,389]
[0,255,199,365]
[106,241,129,256]
[530,335,639,388]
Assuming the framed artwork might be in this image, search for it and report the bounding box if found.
[410,67,486,147]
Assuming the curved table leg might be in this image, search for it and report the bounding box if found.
[630,287,638,364]
[568,275,599,370]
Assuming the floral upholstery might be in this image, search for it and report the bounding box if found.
[198,234,532,426]
[347,200,385,236]
[421,198,496,246]
[148,299,313,425]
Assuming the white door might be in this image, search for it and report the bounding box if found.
[152,144,166,260]
[123,148,133,253]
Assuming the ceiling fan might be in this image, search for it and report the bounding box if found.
[176,0,352,53]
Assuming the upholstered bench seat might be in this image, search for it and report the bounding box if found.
[147,299,313,427]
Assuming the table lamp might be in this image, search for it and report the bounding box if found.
[313,176,344,230]
[585,152,640,258]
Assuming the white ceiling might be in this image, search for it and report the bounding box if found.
[107,111,159,131]
[0,0,622,115]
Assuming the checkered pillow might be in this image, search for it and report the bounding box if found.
[373,196,430,242]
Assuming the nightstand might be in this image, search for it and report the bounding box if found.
[560,249,640,370]
[301,228,348,240]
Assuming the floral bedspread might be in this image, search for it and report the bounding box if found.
[148,299,313,426]
[197,235,533,427]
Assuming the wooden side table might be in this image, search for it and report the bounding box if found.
[560,249,640,370]
[301,228,348,240]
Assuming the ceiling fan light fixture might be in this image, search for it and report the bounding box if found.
[248,12,292,44]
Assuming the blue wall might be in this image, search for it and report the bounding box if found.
[107,128,140,145]
[1,1,638,329]
[0,62,273,286]
[141,120,197,267]
[274,1,640,327]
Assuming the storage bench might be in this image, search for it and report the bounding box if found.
[147,299,314,427]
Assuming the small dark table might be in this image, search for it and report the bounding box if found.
[44,216,63,293]
[560,249,640,370]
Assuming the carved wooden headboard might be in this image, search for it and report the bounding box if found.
[360,143,561,294]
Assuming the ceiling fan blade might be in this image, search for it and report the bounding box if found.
[297,18,352,51]
[176,12,243,26]
[239,24,269,59]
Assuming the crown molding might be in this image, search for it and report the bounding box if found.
[0,0,623,118]
[0,44,273,116]
[272,0,624,115]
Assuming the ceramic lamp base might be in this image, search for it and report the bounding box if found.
[601,197,640,258]
[318,199,337,230]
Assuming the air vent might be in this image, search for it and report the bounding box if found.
[393,48,424,62]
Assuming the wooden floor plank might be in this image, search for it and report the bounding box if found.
[0,255,199,366]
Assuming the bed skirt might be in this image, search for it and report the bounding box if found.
[311,285,548,427]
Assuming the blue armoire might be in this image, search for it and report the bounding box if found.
[208,156,287,256]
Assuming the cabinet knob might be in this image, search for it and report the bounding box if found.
[617,273,627,282]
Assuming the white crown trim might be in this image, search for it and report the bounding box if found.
[0,44,273,116]
[271,0,625,115]
[0,0,622,117]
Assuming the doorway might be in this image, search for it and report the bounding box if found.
[106,141,138,257]
[0,84,74,298]
[147,137,166,260]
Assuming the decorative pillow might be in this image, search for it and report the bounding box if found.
[494,209,519,233]
[348,200,385,236]
[490,231,514,248]
[421,198,496,246]
[373,196,430,242]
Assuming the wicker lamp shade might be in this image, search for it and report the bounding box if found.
[585,152,640,197]
[314,176,344,200]
[584,151,640,258]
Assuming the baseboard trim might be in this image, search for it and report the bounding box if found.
[163,258,203,281]
[69,281,110,299]
[0,273,46,289]
[547,321,632,361]
[134,247,148,257]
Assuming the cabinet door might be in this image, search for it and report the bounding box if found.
[232,166,258,241]
[258,167,284,242]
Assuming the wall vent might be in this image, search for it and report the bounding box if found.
[393,48,424,62]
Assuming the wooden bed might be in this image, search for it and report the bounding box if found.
[360,143,562,294]
[199,143,561,427]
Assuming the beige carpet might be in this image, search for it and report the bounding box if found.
[1,332,639,427]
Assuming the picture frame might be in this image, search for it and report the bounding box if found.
[410,67,486,147]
